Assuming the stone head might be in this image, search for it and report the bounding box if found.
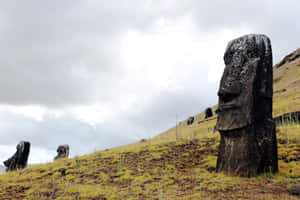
[57,144,69,156]
[216,34,273,131]
[16,141,30,154]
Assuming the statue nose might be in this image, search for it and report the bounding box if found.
[218,87,239,104]
[218,86,239,97]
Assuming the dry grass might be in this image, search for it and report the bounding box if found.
[0,125,298,199]
[273,65,300,116]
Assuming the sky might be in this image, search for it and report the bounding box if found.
[0,0,299,164]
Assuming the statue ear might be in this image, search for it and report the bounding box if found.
[259,65,273,98]
[244,56,271,98]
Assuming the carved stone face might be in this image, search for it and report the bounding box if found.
[57,145,69,157]
[16,141,30,154]
[17,142,25,152]
[57,146,66,154]
[216,34,272,131]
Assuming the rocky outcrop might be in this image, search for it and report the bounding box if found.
[54,144,70,160]
[4,141,30,171]
[274,111,300,125]
[216,34,278,177]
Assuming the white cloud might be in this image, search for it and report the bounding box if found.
[0,145,15,166]
[120,15,251,92]
[29,147,56,164]
[0,105,46,121]
[71,104,114,126]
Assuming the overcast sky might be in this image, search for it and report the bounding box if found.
[0,0,299,164]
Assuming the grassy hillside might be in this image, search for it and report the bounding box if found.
[273,49,300,116]
[0,50,299,199]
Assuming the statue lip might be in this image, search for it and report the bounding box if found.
[218,102,239,110]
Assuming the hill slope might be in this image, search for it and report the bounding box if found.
[0,49,299,199]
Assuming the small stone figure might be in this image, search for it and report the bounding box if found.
[204,107,213,119]
[54,144,70,160]
[187,116,194,125]
[4,141,30,171]
[216,34,278,177]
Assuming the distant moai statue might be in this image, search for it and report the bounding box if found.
[216,34,278,177]
[54,144,70,160]
[205,107,213,119]
[187,116,194,125]
[4,141,30,171]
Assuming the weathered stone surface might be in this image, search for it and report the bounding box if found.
[187,116,194,125]
[216,34,278,177]
[54,144,69,160]
[4,141,30,171]
[205,107,213,119]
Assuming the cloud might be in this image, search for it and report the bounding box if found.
[0,0,190,107]
[186,0,300,62]
[0,0,298,107]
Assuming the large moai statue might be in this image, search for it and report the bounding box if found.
[4,141,30,171]
[54,144,70,160]
[216,34,278,177]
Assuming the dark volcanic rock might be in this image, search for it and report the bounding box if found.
[4,141,30,171]
[59,168,67,176]
[274,111,300,125]
[288,184,300,196]
[54,144,70,160]
[205,107,213,119]
[216,34,278,177]
[187,116,194,125]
